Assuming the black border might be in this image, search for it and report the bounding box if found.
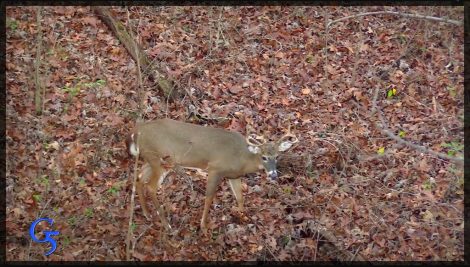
[1,0,6,264]
[2,0,467,264]
[0,0,467,6]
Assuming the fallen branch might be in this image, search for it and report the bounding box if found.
[92,6,177,100]
[376,109,463,164]
[327,10,462,29]
[364,87,463,165]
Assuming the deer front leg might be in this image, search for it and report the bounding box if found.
[136,180,150,220]
[200,171,222,232]
[228,178,244,212]
[146,161,172,230]
[136,163,152,220]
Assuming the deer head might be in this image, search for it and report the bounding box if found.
[246,129,299,181]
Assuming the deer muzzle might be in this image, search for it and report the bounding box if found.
[267,170,278,181]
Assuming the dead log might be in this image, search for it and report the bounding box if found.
[92,6,177,100]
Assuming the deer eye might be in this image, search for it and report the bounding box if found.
[261,156,268,161]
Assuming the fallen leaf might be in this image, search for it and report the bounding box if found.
[360,43,369,52]
[418,159,430,172]
[113,94,126,104]
[82,16,99,27]
[229,85,242,94]
[326,65,336,75]
[421,210,435,222]
[301,88,311,95]
[275,51,284,58]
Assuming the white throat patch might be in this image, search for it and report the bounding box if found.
[248,146,260,154]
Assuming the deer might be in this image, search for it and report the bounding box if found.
[126,118,298,232]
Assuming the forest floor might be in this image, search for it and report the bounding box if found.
[5,6,465,261]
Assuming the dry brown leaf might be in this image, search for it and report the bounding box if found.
[229,85,242,94]
[275,51,284,58]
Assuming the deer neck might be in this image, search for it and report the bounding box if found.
[241,152,263,174]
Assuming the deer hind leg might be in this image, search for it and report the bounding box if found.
[200,171,222,232]
[228,178,244,212]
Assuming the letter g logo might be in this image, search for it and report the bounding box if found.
[29,218,60,256]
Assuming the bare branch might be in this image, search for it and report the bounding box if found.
[34,7,44,115]
[368,87,463,164]
[376,109,463,164]
[323,7,329,80]
[125,9,142,260]
[327,10,462,29]
[125,148,140,260]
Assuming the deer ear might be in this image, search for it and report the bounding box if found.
[248,145,261,154]
[278,141,293,152]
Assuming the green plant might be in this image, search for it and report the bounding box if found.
[67,216,77,227]
[280,235,291,247]
[441,141,463,156]
[377,147,385,155]
[182,25,191,33]
[447,86,457,98]
[107,185,120,195]
[36,175,50,187]
[397,34,407,44]
[7,18,18,31]
[422,178,435,190]
[305,54,315,64]
[283,186,292,195]
[82,79,106,88]
[387,88,397,99]
[398,130,406,138]
[84,207,94,218]
[32,194,42,202]
[62,85,81,98]
[306,166,317,180]
[62,79,105,103]
[61,235,71,246]
[211,229,219,240]
[36,175,50,192]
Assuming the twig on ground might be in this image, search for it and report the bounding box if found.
[356,86,464,164]
[327,10,462,29]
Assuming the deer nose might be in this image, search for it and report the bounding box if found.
[268,170,278,180]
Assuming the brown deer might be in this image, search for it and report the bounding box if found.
[127,118,298,232]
